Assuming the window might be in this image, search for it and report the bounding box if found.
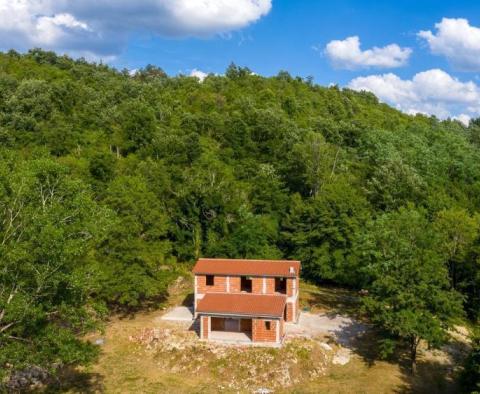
[241,276,252,292]
[206,275,214,286]
[265,321,271,330]
[275,277,287,294]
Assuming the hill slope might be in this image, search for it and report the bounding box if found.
[0,49,479,387]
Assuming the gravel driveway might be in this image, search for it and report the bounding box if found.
[286,312,368,346]
[159,308,368,347]
[159,306,194,322]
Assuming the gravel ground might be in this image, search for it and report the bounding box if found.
[158,306,194,322]
[286,312,368,346]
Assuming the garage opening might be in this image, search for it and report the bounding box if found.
[209,317,252,342]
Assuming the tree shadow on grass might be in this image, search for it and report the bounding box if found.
[112,293,170,320]
[393,337,469,393]
[182,292,194,307]
[327,317,467,392]
[332,322,380,367]
[394,357,461,393]
[44,367,104,393]
[301,283,468,392]
[345,329,466,393]
[301,282,362,318]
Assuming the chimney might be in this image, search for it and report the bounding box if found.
[289,266,295,275]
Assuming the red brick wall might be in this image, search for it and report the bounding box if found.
[265,277,275,294]
[285,302,294,322]
[196,275,227,293]
[201,316,209,339]
[296,297,300,322]
[252,318,278,342]
[229,276,241,292]
[196,275,298,296]
[252,277,263,294]
[287,278,294,297]
[232,276,276,294]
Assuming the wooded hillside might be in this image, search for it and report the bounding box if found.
[1,49,479,387]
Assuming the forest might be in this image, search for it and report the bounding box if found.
[0,49,479,390]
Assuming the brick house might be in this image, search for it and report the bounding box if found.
[193,258,301,345]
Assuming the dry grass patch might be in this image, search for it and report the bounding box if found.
[128,324,332,392]
[51,279,468,393]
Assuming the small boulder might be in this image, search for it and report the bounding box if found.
[332,348,351,365]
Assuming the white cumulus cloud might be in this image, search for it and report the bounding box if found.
[453,114,471,126]
[190,69,209,82]
[0,0,272,59]
[418,18,480,71]
[325,36,412,69]
[348,69,480,122]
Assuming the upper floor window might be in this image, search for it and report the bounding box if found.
[265,321,271,330]
[241,276,252,292]
[275,277,287,294]
[206,275,214,286]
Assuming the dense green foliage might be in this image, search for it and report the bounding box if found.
[1,49,480,383]
[462,329,480,393]
[361,205,465,371]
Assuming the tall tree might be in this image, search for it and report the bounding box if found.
[361,206,464,373]
[97,175,173,307]
[282,177,369,286]
[0,153,111,382]
[434,208,479,289]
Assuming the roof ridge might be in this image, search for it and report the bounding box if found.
[198,258,300,263]
[204,292,287,298]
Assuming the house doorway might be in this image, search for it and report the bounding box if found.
[275,277,287,294]
[225,318,239,331]
[241,276,252,292]
[209,316,252,342]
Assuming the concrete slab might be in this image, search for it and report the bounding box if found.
[160,306,194,322]
[206,331,281,348]
[209,331,252,343]
[285,312,367,346]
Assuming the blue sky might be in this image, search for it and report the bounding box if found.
[116,1,479,83]
[1,1,480,122]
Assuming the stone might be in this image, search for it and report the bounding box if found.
[319,342,333,351]
[332,348,351,365]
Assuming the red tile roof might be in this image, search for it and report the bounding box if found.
[196,293,287,318]
[192,258,301,277]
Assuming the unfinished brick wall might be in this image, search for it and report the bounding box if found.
[252,277,263,294]
[201,316,209,339]
[196,275,227,293]
[229,276,276,294]
[252,318,278,342]
[265,277,275,294]
[285,302,294,322]
[196,275,295,296]
[229,276,241,292]
[296,297,300,322]
[286,278,294,297]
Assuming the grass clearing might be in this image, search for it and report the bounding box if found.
[51,277,468,393]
